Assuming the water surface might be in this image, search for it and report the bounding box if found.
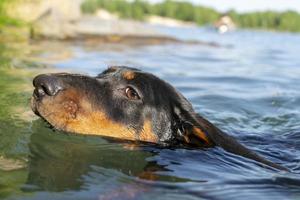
[1,28,300,200]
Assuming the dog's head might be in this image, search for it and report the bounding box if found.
[31,66,215,146]
[31,66,289,170]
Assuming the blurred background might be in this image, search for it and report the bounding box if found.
[1,0,300,40]
[1,1,300,200]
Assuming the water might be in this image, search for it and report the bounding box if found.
[1,27,300,200]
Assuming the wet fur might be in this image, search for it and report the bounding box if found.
[31,66,288,171]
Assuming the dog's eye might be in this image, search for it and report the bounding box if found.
[125,87,140,100]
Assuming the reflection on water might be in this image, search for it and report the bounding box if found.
[27,120,152,191]
[1,28,300,200]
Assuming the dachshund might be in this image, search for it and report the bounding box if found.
[31,66,287,171]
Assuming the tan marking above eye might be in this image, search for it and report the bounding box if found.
[107,66,118,73]
[123,71,136,80]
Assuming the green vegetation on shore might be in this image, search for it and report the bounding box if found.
[0,0,24,28]
[0,0,28,42]
[81,0,300,32]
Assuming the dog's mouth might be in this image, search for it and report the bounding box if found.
[31,84,60,114]
[31,73,65,117]
[31,87,44,117]
[30,82,81,132]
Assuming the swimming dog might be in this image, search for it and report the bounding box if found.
[31,66,287,171]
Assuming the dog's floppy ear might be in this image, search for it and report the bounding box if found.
[173,94,288,171]
[172,95,215,147]
[172,95,288,171]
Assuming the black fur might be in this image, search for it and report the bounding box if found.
[32,66,288,171]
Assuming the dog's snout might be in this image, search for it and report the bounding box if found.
[33,74,64,97]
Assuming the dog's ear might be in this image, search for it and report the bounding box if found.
[172,97,215,147]
[172,96,288,171]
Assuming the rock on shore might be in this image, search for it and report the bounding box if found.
[4,0,219,46]
[6,0,167,40]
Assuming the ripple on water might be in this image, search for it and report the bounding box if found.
[1,28,300,200]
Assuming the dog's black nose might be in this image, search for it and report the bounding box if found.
[33,74,64,97]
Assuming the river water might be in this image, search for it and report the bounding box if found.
[1,27,300,200]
